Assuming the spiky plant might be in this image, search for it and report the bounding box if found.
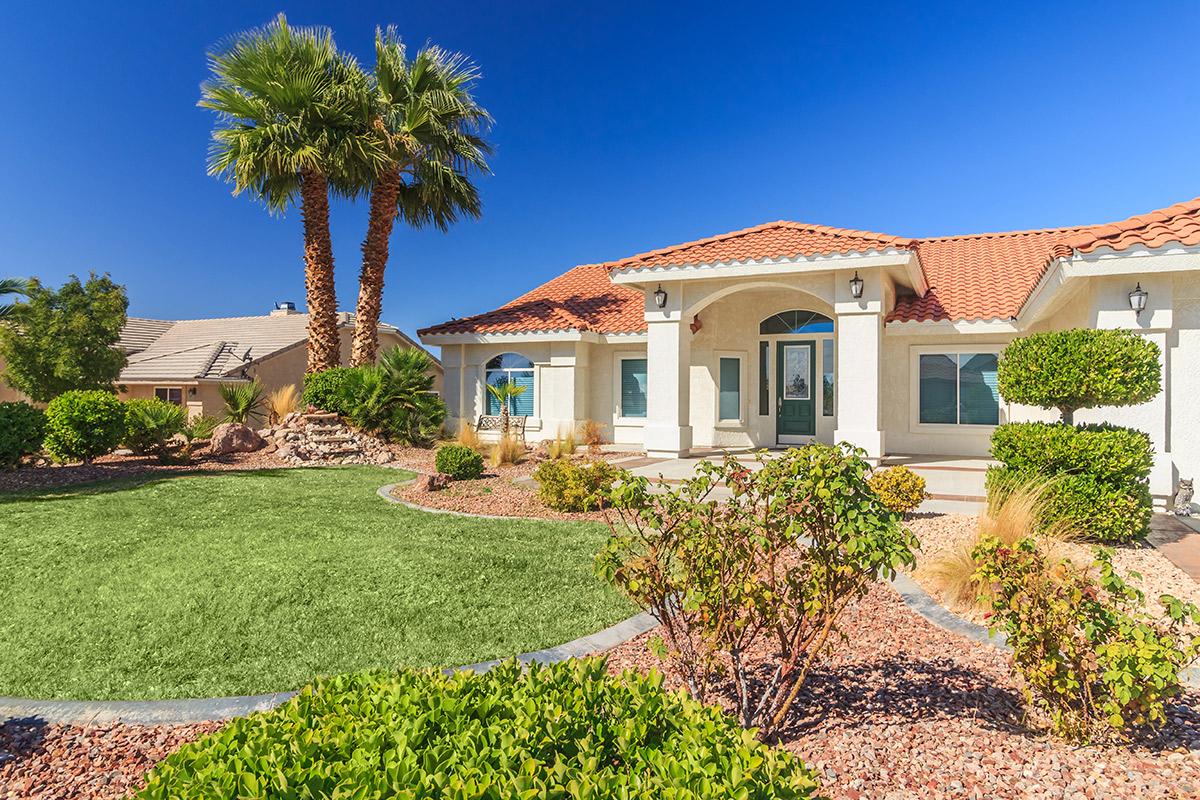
[219,380,266,424]
[267,383,300,425]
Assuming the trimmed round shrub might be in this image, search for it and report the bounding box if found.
[986,466,1151,543]
[301,367,357,417]
[123,398,187,455]
[0,401,45,468]
[43,390,126,463]
[868,465,928,514]
[998,329,1160,422]
[990,422,1153,484]
[434,443,484,480]
[534,457,625,512]
[138,659,820,799]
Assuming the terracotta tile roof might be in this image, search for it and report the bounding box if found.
[418,263,645,336]
[421,198,1200,335]
[605,221,913,271]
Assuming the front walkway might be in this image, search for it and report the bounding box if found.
[1148,514,1200,581]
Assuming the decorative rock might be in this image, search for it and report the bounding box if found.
[424,473,452,491]
[209,423,266,456]
[253,414,394,467]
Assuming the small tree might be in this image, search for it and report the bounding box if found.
[486,377,526,435]
[997,329,1160,424]
[0,274,128,403]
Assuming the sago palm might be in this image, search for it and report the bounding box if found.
[486,377,527,436]
[0,278,30,321]
[199,14,382,372]
[349,30,492,366]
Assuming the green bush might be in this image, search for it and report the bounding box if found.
[998,329,1160,423]
[340,352,446,445]
[123,398,187,462]
[990,422,1153,484]
[0,401,45,468]
[973,536,1200,743]
[986,466,1151,543]
[597,444,917,742]
[868,465,928,513]
[43,390,126,463]
[434,443,484,480]
[138,659,820,799]
[301,367,357,417]
[534,457,625,512]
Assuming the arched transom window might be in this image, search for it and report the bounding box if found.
[485,353,534,416]
[759,310,834,335]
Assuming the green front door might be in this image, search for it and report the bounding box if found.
[776,340,815,438]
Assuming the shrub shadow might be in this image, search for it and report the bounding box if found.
[0,716,49,771]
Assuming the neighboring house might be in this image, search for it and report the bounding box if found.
[420,197,1200,502]
[0,304,442,417]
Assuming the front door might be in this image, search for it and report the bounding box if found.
[776,340,815,439]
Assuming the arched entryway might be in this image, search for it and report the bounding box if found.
[758,310,835,444]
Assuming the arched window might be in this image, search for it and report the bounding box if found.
[485,353,535,416]
[759,310,834,335]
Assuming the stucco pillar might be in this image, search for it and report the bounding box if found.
[644,283,692,457]
[833,270,884,459]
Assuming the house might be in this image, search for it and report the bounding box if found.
[419,197,1200,502]
[0,303,442,417]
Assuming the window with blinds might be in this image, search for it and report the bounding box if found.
[918,352,999,425]
[485,353,535,416]
[620,358,648,418]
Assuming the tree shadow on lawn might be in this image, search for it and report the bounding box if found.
[0,717,49,770]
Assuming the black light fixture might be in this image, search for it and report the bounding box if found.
[1128,282,1148,316]
[849,271,864,299]
[653,284,668,309]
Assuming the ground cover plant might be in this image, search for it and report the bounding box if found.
[974,536,1200,743]
[0,401,44,468]
[0,466,631,700]
[42,389,126,463]
[598,444,917,741]
[139,659,819,799]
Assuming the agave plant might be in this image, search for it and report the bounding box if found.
[219,380,266,424]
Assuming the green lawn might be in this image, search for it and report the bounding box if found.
[0,467,632,701]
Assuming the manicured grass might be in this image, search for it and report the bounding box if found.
[0,467,633,701]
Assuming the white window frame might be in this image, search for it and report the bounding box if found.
[908,344,1004,434]
[613,351,649,426]
[482,353,536,421]
[155,386,184,406]
[714,350,747,427]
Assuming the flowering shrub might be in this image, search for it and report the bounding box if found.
[533,457,625,511]
[597,443,917,741]
[868,465,928,513]
[973,536,1200,743]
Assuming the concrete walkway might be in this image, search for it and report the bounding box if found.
[1148,513,1200,582]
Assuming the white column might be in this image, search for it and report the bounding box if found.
[644,283,692,457]
[833,269,884,459]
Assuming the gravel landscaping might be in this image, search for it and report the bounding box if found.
[0,450,292,494]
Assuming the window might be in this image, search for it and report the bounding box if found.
[918,352,999,426]
[758,342,770,416]
[719,357,741,421]
[155,387,183,406]
[619,358,648,419]
[822,340,834,417]
[759,310,834,335]
[485,353,534,416]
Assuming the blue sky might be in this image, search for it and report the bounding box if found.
[1,1,1197,342]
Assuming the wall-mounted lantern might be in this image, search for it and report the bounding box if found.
[653,284,668,309]
[1128,282,1148,316]
[849,271,864,300]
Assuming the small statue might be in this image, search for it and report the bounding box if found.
[1174,478,1194,516]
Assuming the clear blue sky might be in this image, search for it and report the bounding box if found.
[1,1,1197,342]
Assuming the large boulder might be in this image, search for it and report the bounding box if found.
[209,422,266,456]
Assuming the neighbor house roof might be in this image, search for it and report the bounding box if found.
[119,312,434,383]
[420,198,1200,335]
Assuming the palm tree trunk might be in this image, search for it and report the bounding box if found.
[299,169,340,373]
[351,167,402,366]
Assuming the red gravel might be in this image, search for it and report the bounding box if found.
[0,719,219,800]
[0,451,292,494]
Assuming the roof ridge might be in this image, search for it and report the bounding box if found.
[915,224,1098,243]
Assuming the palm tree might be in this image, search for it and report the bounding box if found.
[349,30,492,366]
[0,278,30,321]
[199,14,382,373]
[486,377,527,436]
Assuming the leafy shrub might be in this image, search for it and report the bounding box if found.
[301,367,356,416]
[266,383,299,424]
[597,444,917,741]
[973,536,1200,743]
[0,401,45,468]
[123,398,187,461]
[218,380,265,424]
[868,465,928,513]
[998,329,1160,423]
[138,658,820,799]
[43,390,126,463]
[434,443,484,480]
[338,353,446,445]
[534,457,625,512]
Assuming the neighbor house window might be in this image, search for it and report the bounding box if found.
[719,357,741,421]
[822,340,834,417]
[155,387,183,406]
[918,352,999,425]
[485,353,534,416]
[619,358,648,419]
